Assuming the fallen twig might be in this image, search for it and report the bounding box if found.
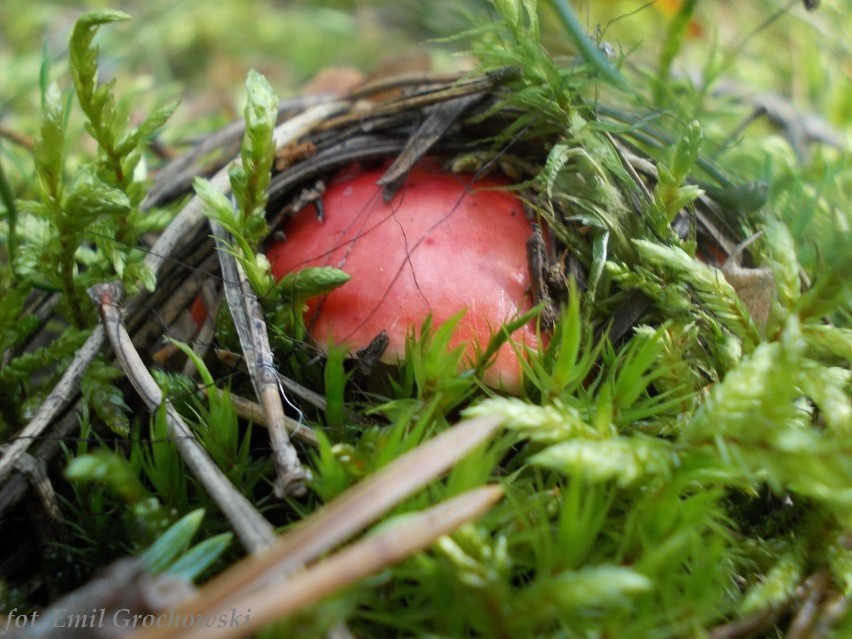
[211,221,309,498]
[182,279,221,377]
[318,67,518,131]
[0,406,81,519]
[378,93,485,200]
[786,570,831,639]
[7,558,195,639]
[0,326,106,486]
[0,446,62,521]
[89,282,276,553]
[708,608,783,639]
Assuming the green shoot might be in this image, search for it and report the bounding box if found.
[649,120,704,233]
[197,70,278,296]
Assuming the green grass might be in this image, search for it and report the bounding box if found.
[1,0,850,636]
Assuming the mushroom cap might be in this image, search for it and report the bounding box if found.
[267,161,538,392]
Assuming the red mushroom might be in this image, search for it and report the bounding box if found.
[266,160,539,393]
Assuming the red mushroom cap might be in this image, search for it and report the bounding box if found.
[266,161,538,392]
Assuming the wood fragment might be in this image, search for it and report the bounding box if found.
[606,290,652,344]
[318,68,517,132]
[213,348,331,414]
[7,558,195,639]
[526,223,563,330]
[182,280,221,378]
[238,486,503,636]
[0,326,105,486]
[0,406,81,519]
[0,446,61,521]
[267,135,412,202]
[813,592,851,638]
[786,570,831,639]
[707,608,782,639]
[144,95,339,209]
[0,122,34,150]
[354,331,390,379]
[378,93,484,201]
[211,223,309,498]
[349,70,464,100]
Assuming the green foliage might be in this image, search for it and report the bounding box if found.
[0,9,177,454]
[139,509,231,579]
[134,405,189,512]
[0,327,88,386]
[153,342,272,499]
[61,358,260,574]
[631,239,760,346]
[197,70,279,296]
[70,11,177,208]
[66,448,150,504]
[532,281,589,398]
[268,265,351,337]
[323,346,349,429]
[79,358,131,436]
[14,11,175,327]
[0,153,18,268]
[740,548,804,614]
[56,411,155,564]
[230,70,277,235]
[531,435,678,487]
[400,312,477,409]
[469,0,579,131]
[654,0,698,104]
[460,243,849,633]
[275,266,350,300]
[649,120,704,230]
[166,531,233,582]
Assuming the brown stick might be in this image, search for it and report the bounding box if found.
[210,222,309,498]
[89,282,276,553]
[0,326,106,485]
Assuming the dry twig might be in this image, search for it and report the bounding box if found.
[0,446,62,521]
[0,326,106,486]
[89,282,276,553]
[211,222,309,498]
